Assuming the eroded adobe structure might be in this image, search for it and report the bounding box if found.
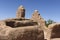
[0,6,45,28]
[0,5,60,40]
[0,5,45,40]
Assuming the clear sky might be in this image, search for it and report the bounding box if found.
[0,0,60,22]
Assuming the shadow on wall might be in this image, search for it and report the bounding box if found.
[47,23,60,40]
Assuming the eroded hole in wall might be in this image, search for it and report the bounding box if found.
[5,21,38,28]
[6,21,15,28]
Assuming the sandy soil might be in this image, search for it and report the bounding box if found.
[51,38,60,40]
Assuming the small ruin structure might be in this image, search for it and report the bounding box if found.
[0,5,60,40]
[0,5,45,28]
[0,5,45,40]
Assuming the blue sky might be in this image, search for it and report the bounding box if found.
[0,0,60,22]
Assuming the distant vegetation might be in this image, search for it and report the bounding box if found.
[45,19,56,27]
